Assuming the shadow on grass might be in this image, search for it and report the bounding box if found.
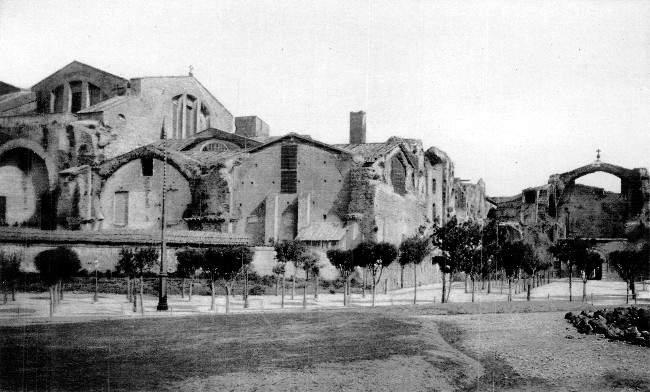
[0,310,427,391]
[602,370,650,392]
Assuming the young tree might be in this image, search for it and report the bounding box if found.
[354,241,398,307]
[430,217,480,303]
[398,236,430,305]
[0,251,21,304]
[575,251,601,302]
[175,248,204,301]
[610,247,648,303]
[311,259,321,300]
[327,249,355,306]
[116,247,136,303]
[134,247,158,314]
[272,263,285,297]
[549,239,592,301]
[298,252,319,308]
[34,247,81,316]
[274,240,308,303]
[518,242,540,301]
[500,241,526,301]
[202,246,253,312]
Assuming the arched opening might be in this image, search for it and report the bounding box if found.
[575,172,621,193]
[0,148,52,228]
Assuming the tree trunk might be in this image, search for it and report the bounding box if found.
[189,278,193,301]
[225,285,230,313]
[441,273,447,303]
[527,276,531,301]
[471,278,475,303]
[132,285,137,312]
[292,274,295,300]
[139,276,144,315]
[11,283,16,301]
[126,277,131,301]
[181,278,185,300]
[281,272,285,308]
[275,275,279,296]
[508,277,512,301]
[626,279,630,304]
[500,274,504,294]
[362,268,366,298]
[59,281,63,300]
[447,276,452,303]
[487,275,491,294]
[464,274,468,293]
[400,265,404,289]
[343,278,347,307]
[303,270,308,309]
[211,281,216,311]
[414,265,418,305]
[314,274,319,300]
[3,287,7,305]
[569,266,573,302]
[49,285,54,316]
[372,274,376,307]
[582,277,587,302]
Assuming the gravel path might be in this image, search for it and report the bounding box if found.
[423,312,650,391]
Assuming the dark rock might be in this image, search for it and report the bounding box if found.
[565,312,575,320]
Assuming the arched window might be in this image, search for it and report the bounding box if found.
[171,94,210,139]
[202,141,229,152]
[391,156,406,195]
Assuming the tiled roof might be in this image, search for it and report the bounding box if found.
[295,223,347,241]
[150,138,209,151]
[77,95,135,114]
[333,142,400,162]
[0,228,252,246]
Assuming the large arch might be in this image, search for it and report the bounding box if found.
[0,139,57,189]
[0,144,55,227]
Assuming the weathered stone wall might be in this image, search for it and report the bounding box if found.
[99,77,234,159]
[233,140,353,245]
[559,184,628,238]
[99,158,191,231]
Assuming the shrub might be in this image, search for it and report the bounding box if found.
[248,285,265,296]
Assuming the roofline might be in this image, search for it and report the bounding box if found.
[31,60,128,89]
[247,133,353,155]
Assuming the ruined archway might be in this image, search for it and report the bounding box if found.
[549,161,649,238]
[0,146,54,228]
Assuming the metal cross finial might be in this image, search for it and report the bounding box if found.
[596,149,601,160]
[189,65,194,76]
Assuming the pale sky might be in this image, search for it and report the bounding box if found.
[0,0,648,196]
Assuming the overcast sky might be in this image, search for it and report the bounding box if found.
[0,0,648,196]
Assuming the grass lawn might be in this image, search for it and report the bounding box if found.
[0,310,427,391]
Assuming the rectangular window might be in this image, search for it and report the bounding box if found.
[280,144,297,194]
[51,85,64,113]
[141,157,153,176]
[113,191,129,226]
[70,81,83,113]
[89,83,102,107]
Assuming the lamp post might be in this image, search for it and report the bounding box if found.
[157,123,169,311]
[94,259,98,302]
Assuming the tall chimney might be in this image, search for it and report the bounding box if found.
[349,111,366,144]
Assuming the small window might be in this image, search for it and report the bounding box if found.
[89,83,103,107]
[524,190,537,204]
[432,179,437,194]
[113,191,129,226]
[141,157,153,176]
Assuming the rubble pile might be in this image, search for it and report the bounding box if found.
[565,307,650,347]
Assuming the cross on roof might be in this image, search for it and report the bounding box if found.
[596,149,601,160]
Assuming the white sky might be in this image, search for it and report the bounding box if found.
[0,0,648,196]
